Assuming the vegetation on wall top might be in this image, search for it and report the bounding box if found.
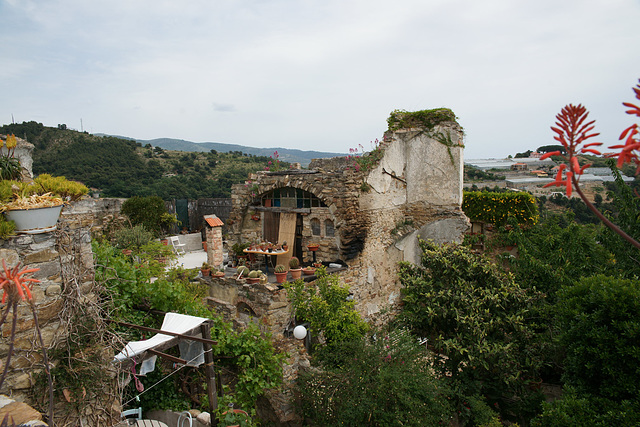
[386,108,459,131]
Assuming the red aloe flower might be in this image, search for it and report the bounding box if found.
[608,79,640,171]
[0,260,40,303]
[543,105,601,196]
[548,78,640,250]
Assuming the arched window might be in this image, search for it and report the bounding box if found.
[311,218,321,236]
[261,187,326,208]
[325,219,335,237]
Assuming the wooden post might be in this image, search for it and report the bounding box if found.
[200,322,218,413]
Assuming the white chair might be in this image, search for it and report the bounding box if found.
[121,407,142,424]
[170,236,186,255]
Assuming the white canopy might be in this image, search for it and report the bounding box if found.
[114,312,209,362]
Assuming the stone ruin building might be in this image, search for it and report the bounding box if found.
[225,108,469,323]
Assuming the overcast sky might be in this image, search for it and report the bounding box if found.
[2,0,639,159]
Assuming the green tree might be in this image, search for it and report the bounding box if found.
[284,268,368,354]
[297,328,453,426]
[398,240,545,422]
[121,195,170,236]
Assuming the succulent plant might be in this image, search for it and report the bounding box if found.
[289,257,300,269]
[237,266,250,277]
[202,262,211,269]
[274,264,287,273]
[248,270,260,278]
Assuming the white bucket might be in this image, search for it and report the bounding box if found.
[5,205,63,234]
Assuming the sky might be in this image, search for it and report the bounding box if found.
[1,0,639,159]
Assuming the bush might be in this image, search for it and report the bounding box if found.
[284,269,368,353]
[462,191,539,226]
[556,274,640,401]
[398,240,545,422]
[112,225,154,250]
[297,328,452,426]
[121,195,170,236]
[532,388,640,427]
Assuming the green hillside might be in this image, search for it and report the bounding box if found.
[0,121,282,199]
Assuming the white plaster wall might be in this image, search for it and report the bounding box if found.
[403,124,464,206]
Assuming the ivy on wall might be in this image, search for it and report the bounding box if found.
[462,191,539,226]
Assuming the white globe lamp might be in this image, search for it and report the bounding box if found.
[293,325,307,340]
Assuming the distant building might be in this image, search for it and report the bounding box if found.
[465,157,554,171]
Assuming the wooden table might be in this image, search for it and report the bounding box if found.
[243,248,289,273]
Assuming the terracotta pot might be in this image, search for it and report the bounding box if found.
[290,268,302,280]
[221,409,250,427]
[274,271,288,283]
[303,268,315,275]
[307,244,319,252]
[201,268,211,276]
[247,277,261,284]
[203,242,207,251]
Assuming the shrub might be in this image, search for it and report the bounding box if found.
[532,388,640,427]
[284,269,368,353]
[462,191,539,226]
[297,328,452,426]
[121,195,170,237]
[112,225,154,250]
[398,240,545,421]
[555,274,640,401]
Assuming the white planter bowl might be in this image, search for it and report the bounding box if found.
[5,205,63,234]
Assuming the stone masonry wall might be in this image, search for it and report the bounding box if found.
[0,198,124,425]
[228,168,367,263]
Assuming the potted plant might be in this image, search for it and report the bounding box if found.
[213,267,226,278]
[282,241,288,251]
[307,243,319,251]
[289,257,302,280]
[302,266,315,275]
[247,270,262,284]
[274,264,288,284]
[232,242,251,265]
[201,262,211,276]
[236,265,250,280]
[313,260,323,268]
[220,408,251,427]
[0,174,88,234]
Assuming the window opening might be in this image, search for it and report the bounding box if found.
[325,219,335,237]
[311,218,321,236]
[261,187,326,209]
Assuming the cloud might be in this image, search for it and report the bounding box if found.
[212,103,236,112]
[1,0,639,157]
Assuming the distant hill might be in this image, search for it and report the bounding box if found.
[1,121,336,199]
[97,135,345,167]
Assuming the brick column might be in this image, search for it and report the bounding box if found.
[204,215,225,269]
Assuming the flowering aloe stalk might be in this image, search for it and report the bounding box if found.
[541,79,640,249]
[0,261,54,424]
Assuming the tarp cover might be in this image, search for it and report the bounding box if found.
[114,312,208,362]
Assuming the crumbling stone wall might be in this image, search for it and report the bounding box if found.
[0,199,124,425]
[227,117,469,322]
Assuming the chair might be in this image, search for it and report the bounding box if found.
[170,236,186,255]
[121,407,142,424]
